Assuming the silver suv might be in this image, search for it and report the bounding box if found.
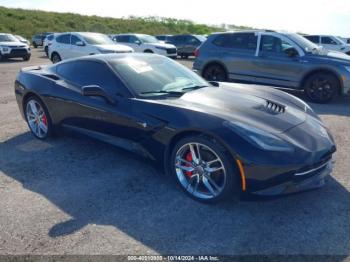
[193,30,350,103]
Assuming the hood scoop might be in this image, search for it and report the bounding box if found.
[263,99,286,114]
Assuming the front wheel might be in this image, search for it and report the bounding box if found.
[203,64,227,82]
[304,73,339,103]
[51,52,61,64]
[170,136,237,203]
[23,55,31,61]
[25,96,53,139]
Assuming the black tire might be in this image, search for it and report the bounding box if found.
[44,46,48,57]
[203,63,227,82]
[304,72,339,103]
[0,52,2,61]
[22,55,31,61]
[24,96,54,140]
[33,43,37,48]
[170,135,237,203]
[144,50,153,53]
[51,52,61,64]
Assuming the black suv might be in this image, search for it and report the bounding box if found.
[169,34,206,58]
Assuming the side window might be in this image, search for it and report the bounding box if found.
[116,35,129,43]
[56,34,71,44]
[212,34,233,48]
[129,35,140,44]
[321,37,338,45]
[187,36,200,45]
[231,33,257,50]
[174,36,184,44]
[304,35,319,44]
[71,35,81,45]
[260,35,293,54]
[56,61,119,93]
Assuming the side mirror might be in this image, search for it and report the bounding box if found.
[76,41,85,46]
[284,47,299,58]
[135,40,141,45]
[82,85,115,104]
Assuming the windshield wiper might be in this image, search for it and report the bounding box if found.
[179,85,209,91]
[140,90,185,96]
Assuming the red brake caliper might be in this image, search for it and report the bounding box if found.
[185,152,193,177]
[41,113,47,126]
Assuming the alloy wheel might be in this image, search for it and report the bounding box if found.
[307,78,335,102]
[25,99,48,138]
[203,65,226,81]
[174,142,227,200]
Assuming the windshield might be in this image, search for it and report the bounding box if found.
[0,34,17,42]
[333,36,346,45]
[80,33,115,45]
[15,35,25,41]
[287,33,320,52]
[109,55,209,97]
[138,34,159,44]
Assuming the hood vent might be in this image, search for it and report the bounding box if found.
[265,100,286,114]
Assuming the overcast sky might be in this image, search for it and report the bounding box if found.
[1,0,350,36]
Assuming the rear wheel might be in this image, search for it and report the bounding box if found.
[44,46,49,57]
[203,64,227,82]
[144,50,153,53]
[25,96,53,139]
[170,136,237,203]
[304,73,339,103]
[0,52,2,61]
[51,52,61,64]
[33,42,37,48]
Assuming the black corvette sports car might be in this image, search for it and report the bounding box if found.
[15,54,336,203]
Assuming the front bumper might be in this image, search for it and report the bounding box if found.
[1,47,31,58]
[250,159,333,196]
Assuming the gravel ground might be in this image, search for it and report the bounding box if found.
[0,49,349,256]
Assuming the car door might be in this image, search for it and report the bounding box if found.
[49,60,141,142]
[69,34,90,58]
[116,35,142,52]
[173,36,185,54]
[214,32,259,82]
[321,36,341,52]
[252,33,307,87]
[54,34,71,60]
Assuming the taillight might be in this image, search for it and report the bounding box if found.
[194,47,200,57]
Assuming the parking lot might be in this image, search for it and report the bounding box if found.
[0,48,350,256]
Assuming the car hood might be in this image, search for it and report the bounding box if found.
[0,41,27,47]
[312,49,350,64]
[95,44,133,52]
[147,43,176,49]
[157,83,308,134]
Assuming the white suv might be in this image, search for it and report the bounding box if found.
[304,35,350,55]
[0,33,31,61]
[49,32,134,63]
[113,34,177,58]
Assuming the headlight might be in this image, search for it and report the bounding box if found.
[224,121,294,152]
[344,66,350,73]
[0,46,9,52]
[155,46,167,50]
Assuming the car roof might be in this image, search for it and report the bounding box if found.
[57,53,165,65]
